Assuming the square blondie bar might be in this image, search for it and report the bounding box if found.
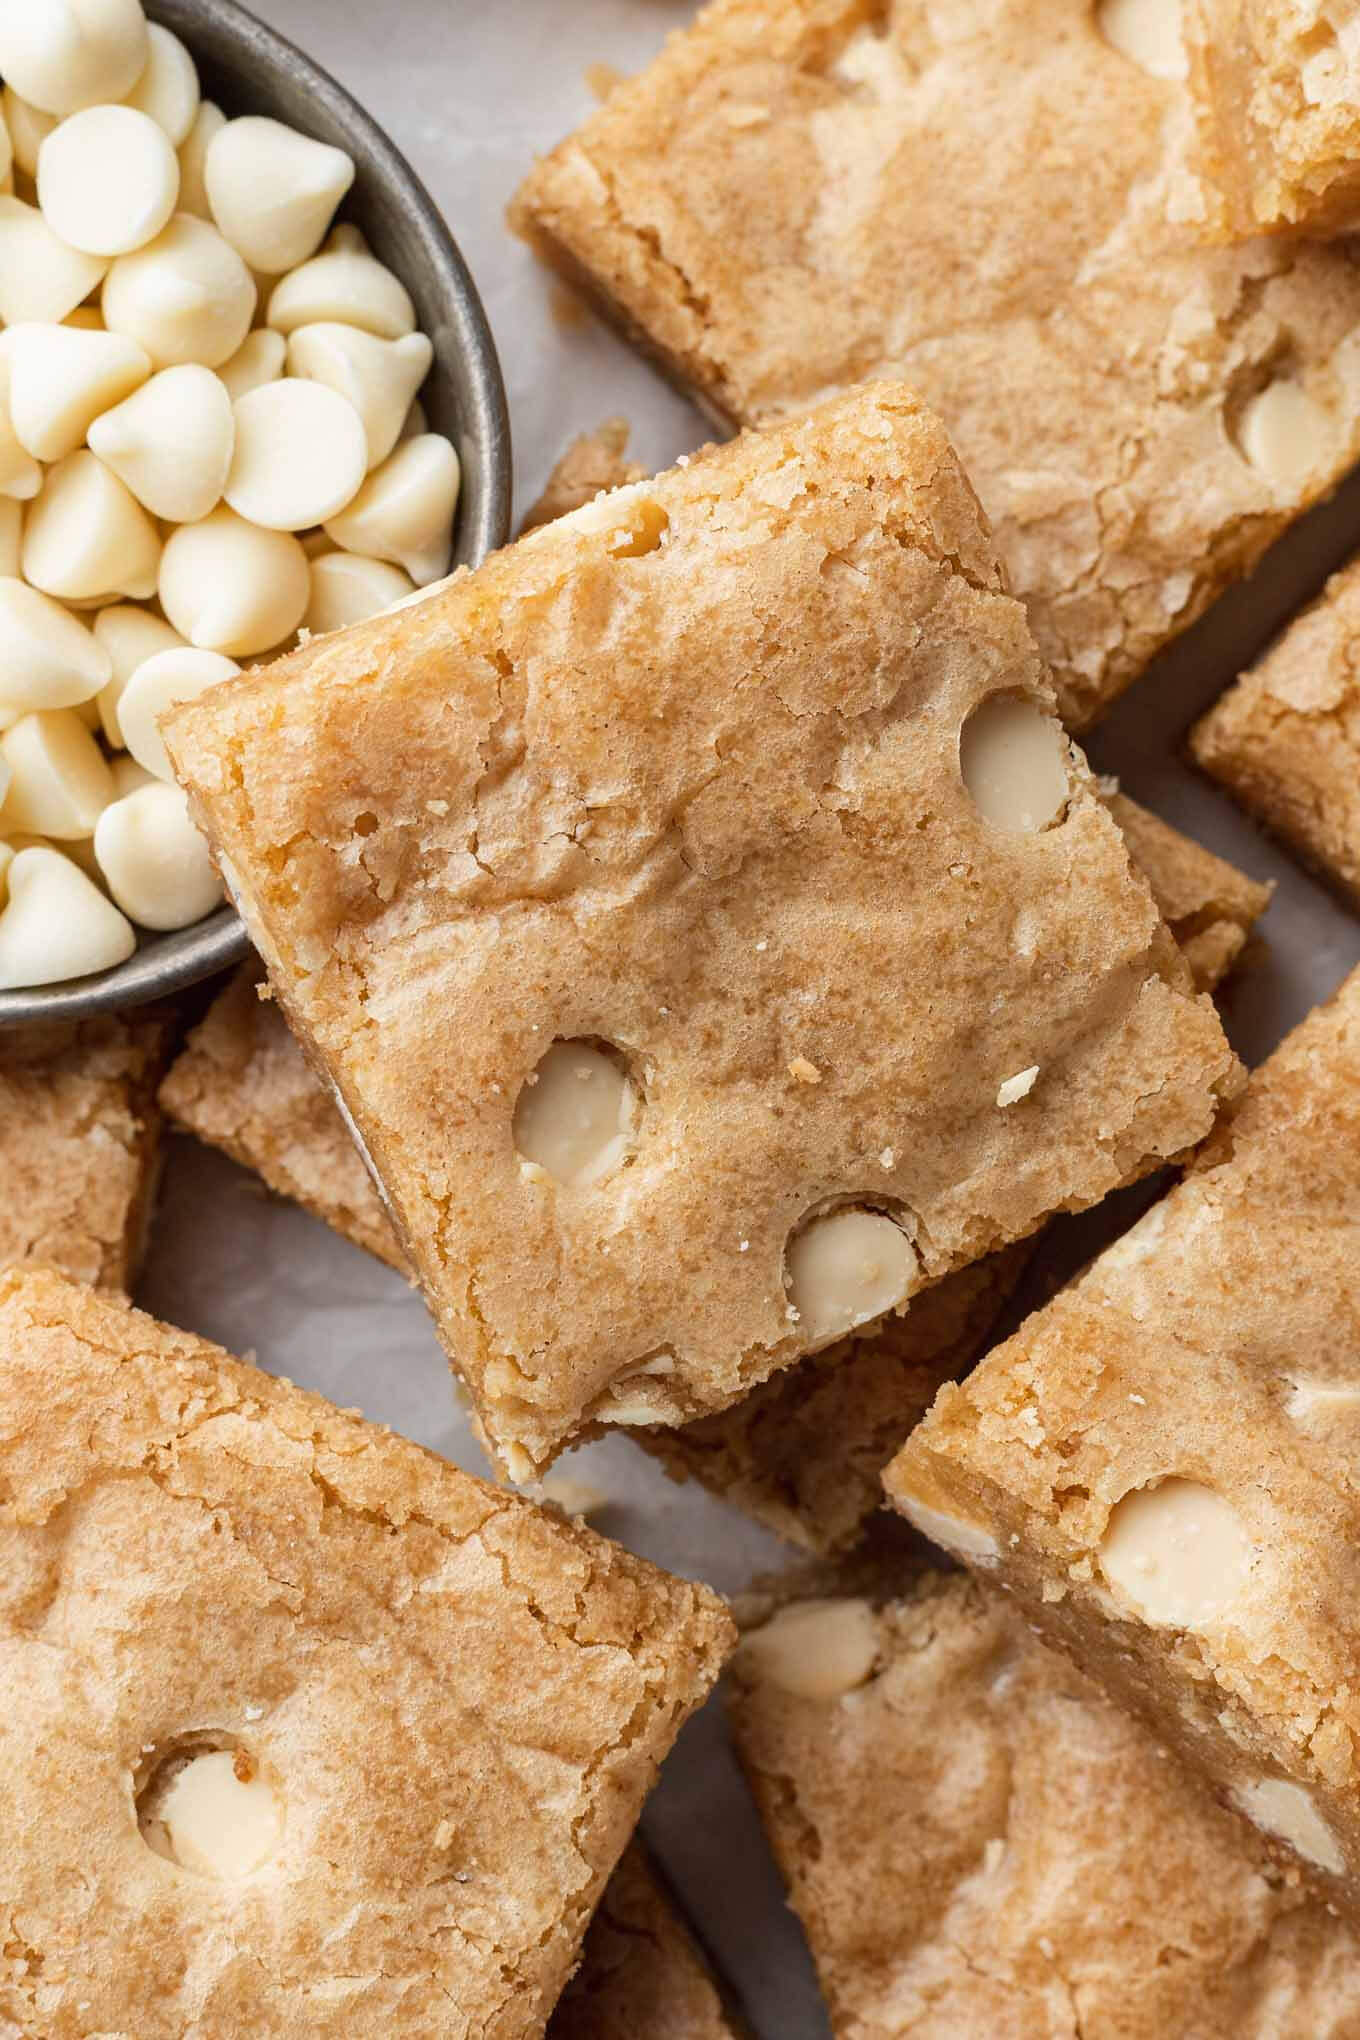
[0,1265,731,2037]
[511,0,1360,727]
[887,963,1360,1910]
[166,386,1238,1476]
[730,1573,1360,2037]
[1192,557,1360,907]
[552,1841,740,2039]
[1185,0,1360,237]
[0,1012,171,1287]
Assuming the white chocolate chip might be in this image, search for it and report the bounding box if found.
[91,601,184,744]
[266,224,416,339]
[1099,1477,1253,1628]
[512,1041,636,1186]
[0,704,114,834]
[287,323,433,469]
[0,350,42,501]
[0,577,112,710]
[120,23,198,147]
[0,0,150,118]
[737,1599,879,1701]
[4,87,57,180]
[323,433,460,585]
[204,115,354,275]
[785,1207,917,1343]
[141,1750,282,1880]
[37,104,179,256]
[996,1064,1040,1108]
[158,507,309,655]
[305,550,414,634]
[6,321,149,465]
[88,363,234,522]
[117,644,239,779]
[1233,1777,1346,1877]
[1096,0,1187,79]
[22,448,161,602]
[0,843,134,986]
[94,780,219,927]
[224,378,367,531]
[0,195,108,325]
[1237,380,1333,494]
[108,751,154,796]
[102,212,255,370]
[896,1490,1001,1563]
[218,325,285,403]
[960,694,1070,833]
[176,98,223,220]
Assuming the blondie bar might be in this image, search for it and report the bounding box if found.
[887,964,1360,1909]
[730,1572,1360,2036]
[552,1841,740,2039]
[511,0,1360,727]
[521,418,644,531]
[166,386,1237,1475]
[1186,0,1360,237]
[0,1265,731,2036]
[1192,557,1360,907]
[0,1011,170,1287]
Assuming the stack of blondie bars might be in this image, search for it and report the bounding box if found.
[9,1,1360,2031]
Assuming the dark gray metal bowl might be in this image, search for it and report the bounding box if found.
[0,0,511,1027]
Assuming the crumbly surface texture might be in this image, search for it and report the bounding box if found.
[886,965,1360,1912]
[166,384,1237,1476]
[730,1573,1360,2038]
[1107,793,1273,994]
[550,1842,739,2040]
[1191,557,1360,907]
[0,1013,171,1289]
[0,1265,733,2039]
[1185,0,1360,236]
[521,419,645,531]
[510,0,1360,728]
[160,964,407,1274]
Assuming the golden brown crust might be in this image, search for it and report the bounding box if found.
[510,0,1360,727]
[1185,0,1360,237]
[886,965,1360,1913]
[730,1573,1360,2038]
[1107,793,1274,990]
[166,384,1237,1476]
[0,1264,732,2039]
[521,420,646,532]
[551,1842,740,2040]
[0,1011,173,1289]
[1191,558,1360,907]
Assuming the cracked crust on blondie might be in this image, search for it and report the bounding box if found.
[510,0,1360,727]
[165,384,1237,1477]
[0,1012,172,1288]
[730,1572,1360,2038]
[552,1841,740,2039]
[886,964,1360,1913]
[0,1265,732,2038]
[1191,557,1360,907]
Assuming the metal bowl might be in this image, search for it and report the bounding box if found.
[0,0,512,1027]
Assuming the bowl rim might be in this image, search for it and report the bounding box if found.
[0,0,513,1029]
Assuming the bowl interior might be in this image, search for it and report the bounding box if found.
[0,0,511,1028]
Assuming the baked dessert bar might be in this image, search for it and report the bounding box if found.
[166,385,1238,1476]
[1104,791,1273,992]
[0,1011,171,1287]
[511,0,1360,729]
[1185,0,1360,237]
[0,1264,732,2037]
[522,417,644,530]
[886,964,1360,1910]
[1191,557,1360,907]
[730,1572,1360,2037]
[552,1841,740,2039]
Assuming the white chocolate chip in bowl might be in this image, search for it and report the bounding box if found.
[120,23,199,148]
[1233,1776,1346,1878]
[0,705,114,835]
[736,1600,880,1701]
[175,97,223,219]
[1099,1477,1254,1627]
[1096,0,1187,80]
[0,195,108,325]
[21,447,161,602]
[513,1040,638,1186]
[37,104,179,256]
[305,550,414,635]
[0,0,149,119]
[0,577,112,711]
[1234,379,1334,495]
[287,323,433,469]
[323,432,461,585]
[4,319,151,461]
[117,645,239,780]
[218,326,285,404]
[0,845,134,988]
[137,1743,283,1880]
[0,351,43,502]
[204,115,354,275]
[94,780,220,929]
[959,692,1070,834]
[158,508,309,657]
[4,87,57,181]
[266,223,416,339]
[225,378,367,531]
[785,1206,918,1345]
[88,363,234,522]
[102,211,255,369]
[92,601,184,744]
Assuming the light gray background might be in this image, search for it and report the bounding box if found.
[140,4,1360,2033]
